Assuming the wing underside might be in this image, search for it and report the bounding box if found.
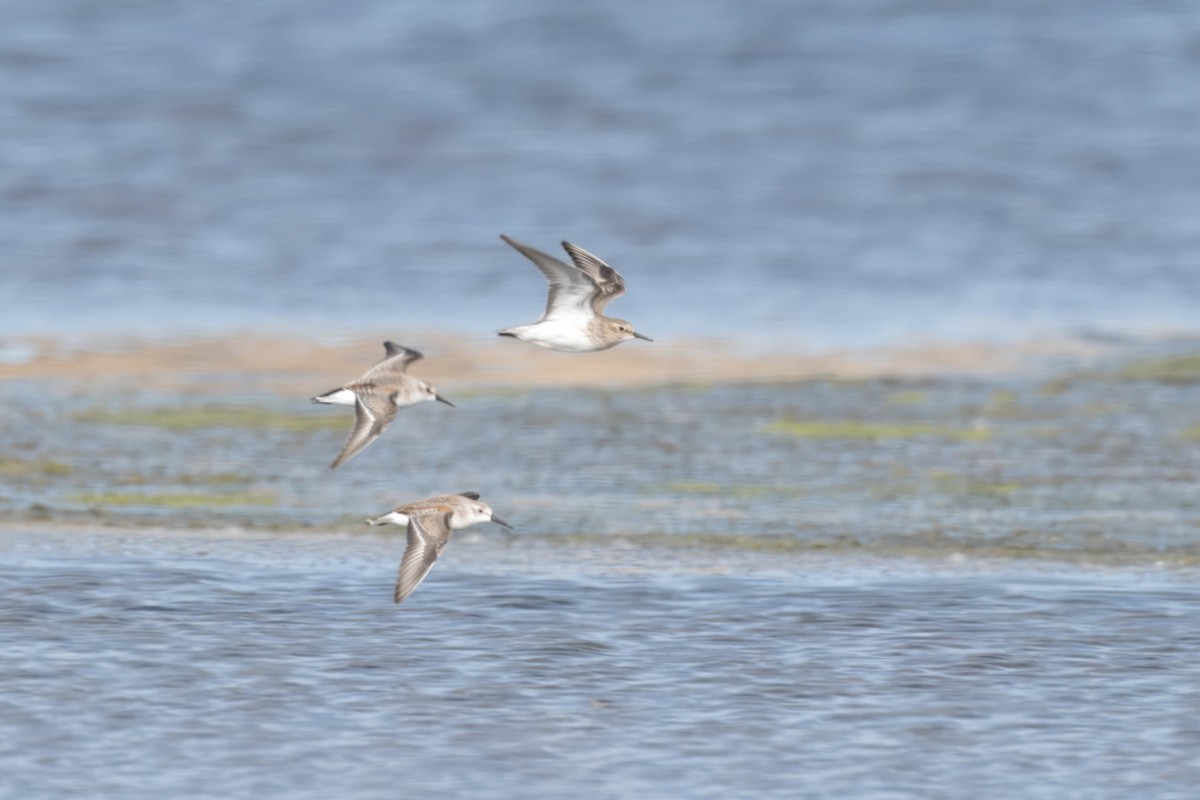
[329,392,397,469]
[501,234,599,322]
[394,512,453,603]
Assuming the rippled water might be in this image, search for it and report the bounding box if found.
[2,527,1198,800]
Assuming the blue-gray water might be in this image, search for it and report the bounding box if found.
[3,528,1200,800]
[2,0,1199,346]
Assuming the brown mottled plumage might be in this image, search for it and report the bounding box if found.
[311,342,454,469]
[364,493,514,604]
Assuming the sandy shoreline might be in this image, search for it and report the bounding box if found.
[0,330,1117,392]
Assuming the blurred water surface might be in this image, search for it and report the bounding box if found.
[2,0,1199,346]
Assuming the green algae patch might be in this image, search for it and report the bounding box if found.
[1037,378,1074,396]
[0,458,73,477]
[988,389,1019,406]
[447,386,532,401]
[662,533,817,551]
[953,481,1020,499]
[1082,402,1128,416]
[763,419,990,442]
[178,472,257,486]
[662,482,805,498]
[70,491,277,508]
[1112,353,1200,384]
[928,471,1022,499]
[115,471,256,487]
[1182,427,1200,440]
[982,389,1023,416]
[664,481,724,494]
[76,405,344,431]
[540,530,1200,566]
[551,531,827,553]
[885,390,928,406]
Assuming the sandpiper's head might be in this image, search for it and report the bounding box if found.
[456,500,514,531]
[607,318,652,344]
[419,380,455,408]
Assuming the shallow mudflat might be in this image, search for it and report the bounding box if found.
[2,333,1199,564]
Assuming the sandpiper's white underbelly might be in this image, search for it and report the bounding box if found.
[368,510,477,528]
[503,320,613,353]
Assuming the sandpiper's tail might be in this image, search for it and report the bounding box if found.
[365,511,407,526]
[311,387,355,405]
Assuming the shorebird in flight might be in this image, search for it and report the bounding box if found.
[497,235,651,352]
[311,342,453,469]
[366,492,514,604]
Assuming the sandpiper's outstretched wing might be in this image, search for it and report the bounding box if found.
[560,241,626,314]
[329,391,398,469]
[362,341,423,381]
[394,511,454,603]
[501,234,599,322]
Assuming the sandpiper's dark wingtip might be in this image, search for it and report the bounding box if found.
[384,341,422,359]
